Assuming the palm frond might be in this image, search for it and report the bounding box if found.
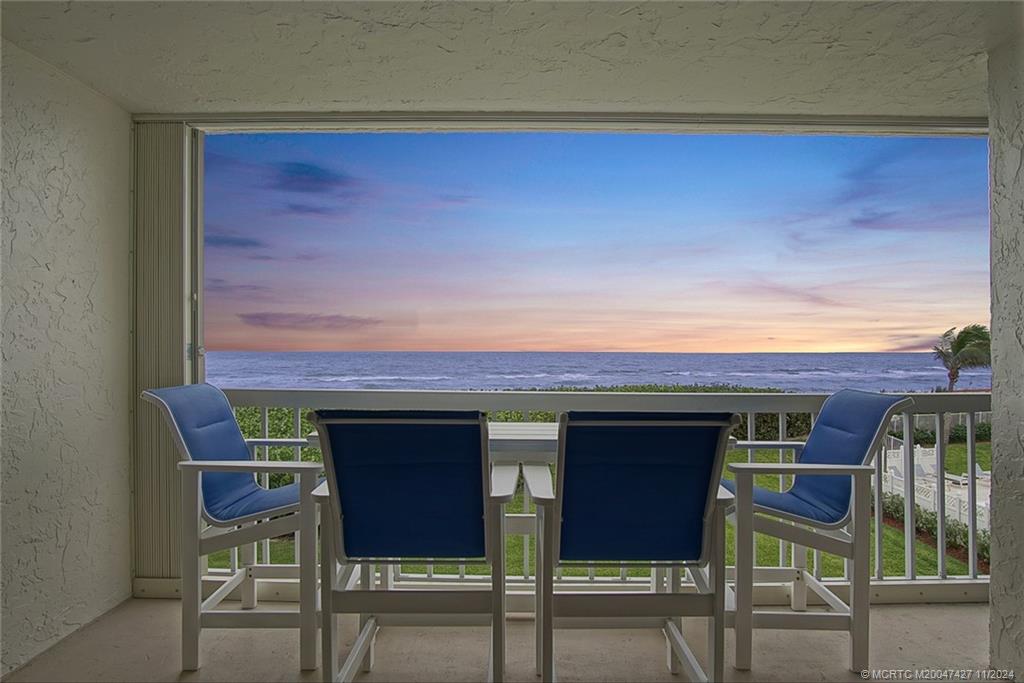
[932,324,991,373]
[951,324,990,355]
[955,345,991,368]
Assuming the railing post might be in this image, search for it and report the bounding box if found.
[874,442,884,580]
[260,406,270,564]
[935,413,947,579]
[292,407,302,565]
[747,412,757,571]
[966,411,979,578]
[778,412,788,567]
[810,410,822,579]
[902,411,916,580]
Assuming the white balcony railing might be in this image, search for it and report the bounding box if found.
[220,388,992,606]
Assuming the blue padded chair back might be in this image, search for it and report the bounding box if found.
[141,384,257,522]
[557,411,738,563]
[790,389,910,523]
[312,410,487,560]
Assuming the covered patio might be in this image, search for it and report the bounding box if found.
[5,600,989,683]
[3,2,1023,681]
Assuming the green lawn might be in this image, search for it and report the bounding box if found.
[944,442,991,475]
[209,446,971,579]
[209,514,967,579]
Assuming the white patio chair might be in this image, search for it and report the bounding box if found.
[526,410,739,683]
[310,409,518,683]
[723,389,913,673]
[142,383,321,671]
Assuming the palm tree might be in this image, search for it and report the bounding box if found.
[932,325,990,451]
[933,324,992,392]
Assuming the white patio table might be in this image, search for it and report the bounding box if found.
[305,420,561,465]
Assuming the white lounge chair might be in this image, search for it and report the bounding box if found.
[527,410,738,683]
[724,389,913,673]
[142,383,321,671]
[310,409,518,683]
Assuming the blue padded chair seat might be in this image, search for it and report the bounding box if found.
[204,480,302,524]
[720,478,846,526]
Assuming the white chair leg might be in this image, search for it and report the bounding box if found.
[180,468,202,671]
[849,478,871,672]
[359,563,376,673]
[490,502,506,683]
[539,506,555,683]
[791,543,807,612]
[666,567,681,674]
[734,475,754,671]
[240,532,257,610]
[535,506,544,678]
[710,506,726,683]
[299,474,317,670]
[320,504,338,683]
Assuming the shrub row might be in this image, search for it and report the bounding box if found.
[492,384,815,440]
[880,492,989,564]
[888,421,991,446]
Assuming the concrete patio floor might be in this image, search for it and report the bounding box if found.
[5,599,989,682]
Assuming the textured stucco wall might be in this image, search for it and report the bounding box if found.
[0,1,1006,117]
[988,21,1024,672]
[1,41,133,674]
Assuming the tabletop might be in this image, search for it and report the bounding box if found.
[304,420,558,448]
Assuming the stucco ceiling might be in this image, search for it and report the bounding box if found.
[2,1,1019,117]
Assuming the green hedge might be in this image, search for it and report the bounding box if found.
[889,422,990,446]
[491,384,815,441]
[880,492,989,564]
[950,422,991,442]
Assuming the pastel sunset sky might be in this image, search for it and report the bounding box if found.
[204,132,989,353]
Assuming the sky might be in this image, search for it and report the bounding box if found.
[204,132,989,353]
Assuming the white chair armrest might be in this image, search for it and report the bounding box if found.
[522,464,555,506]
[728,462,873,478]
[490,464,520,503]
[177,460,323,473]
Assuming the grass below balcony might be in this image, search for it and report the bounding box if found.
[208,445,971,580]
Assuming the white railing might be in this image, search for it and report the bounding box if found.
[221,388,992,601]
[881,471,991,530]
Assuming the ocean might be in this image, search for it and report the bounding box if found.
[205,351,990,393]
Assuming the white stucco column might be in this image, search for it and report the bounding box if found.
[987,16,1024,672]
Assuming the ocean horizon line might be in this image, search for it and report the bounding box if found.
[205,349,935,355]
